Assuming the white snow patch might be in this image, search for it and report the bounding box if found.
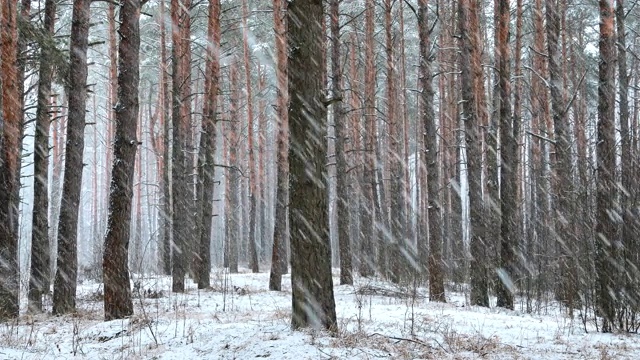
[0,269,638,359]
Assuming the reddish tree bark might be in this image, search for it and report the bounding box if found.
[0,0,20,320]
[459,0,489,307]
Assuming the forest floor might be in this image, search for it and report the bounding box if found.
[0,269,638,359]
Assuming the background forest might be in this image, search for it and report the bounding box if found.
[1,0,640,340]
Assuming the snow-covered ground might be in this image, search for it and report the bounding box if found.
[1,269,638,359]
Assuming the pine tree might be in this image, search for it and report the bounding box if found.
[52,0,91,315]
[288,0,337,331]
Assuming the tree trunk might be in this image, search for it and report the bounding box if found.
[28,0,56,313]
[418,0,445,302]
[330,0,353,286]
[595,0,616,332]
[103,0,141,320]
[359,0,375,278]
[496,0,516,310]
[171,0,192,293]
[158,0,172,276]
[196,0,220,289]
[228,61,240,274]
[0,0,20,320]
[52,0,91,315]
[288,0,337,331]
[385,0,406,284]
[242,0,259,274]
[459,0,489,308]
[546,0,576,311]
[616,0,637,318]
[269,0,289,290]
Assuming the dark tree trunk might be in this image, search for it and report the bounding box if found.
[28,0,56,314]
[269,0,289,291]
[196,0,220,290]
[496,0,516,310]
[171,0,192,293]
[418,0,445,302]
[0,0,20,321]
[595,0,617,332]
[103,0,141,320]
[52,0,91,315]
[288,0,337,331]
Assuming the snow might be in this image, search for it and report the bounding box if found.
[1,270,639,359]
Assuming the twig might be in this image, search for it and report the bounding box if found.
[526,130,556,145]
[369,332,433,348]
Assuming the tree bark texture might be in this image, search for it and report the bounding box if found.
[196,0,220,289]
[0,0,20,320]
[418,0,445,302]
[28,0,56,313]
[103,0,141,320]
[52,0,91,315]
[331,0,353,286]
[458,0,489,308]
[595,0,617,332]
[171,0,192,293]
[288,0,337,331]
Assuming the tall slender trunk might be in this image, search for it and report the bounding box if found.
[228,61,240,274]
[28,0,56,313]
[617,0,637,317]
[348,33,362,276]
[52,0,91,315]
[242,0,259,273]
[512,0,524,297]
[546,0,576,310]
[196,0,220,289]
[360,0,376,277]
[595,0,616,332]
[385,0,406,283]
[269,0,289,290]
[419,0,445,301]
[496,0,516,310]
[103,0,140,320]
[459,0,489,307]
[158,0,172,276]
[531,0,551,301]
[257,69,267,262]
[171,0,192,292]
[0,0,20,320]
[101,2,117,266]
[331,0,353,286]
